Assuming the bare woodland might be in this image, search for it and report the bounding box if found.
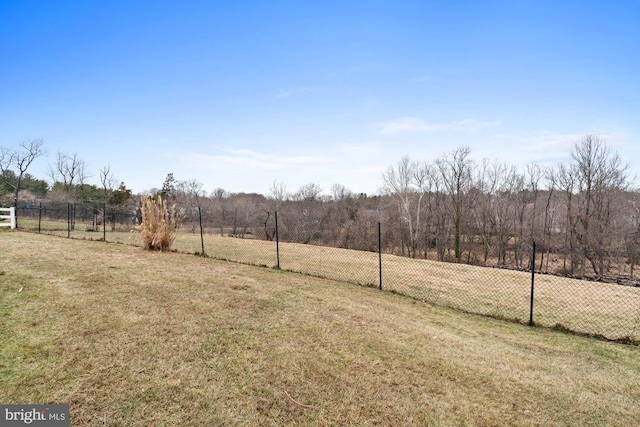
[160,135,635,281]
[3,135,639,280]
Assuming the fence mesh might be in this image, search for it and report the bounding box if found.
[9,202,640,343]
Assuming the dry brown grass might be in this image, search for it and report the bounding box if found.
[1,231,640,426]
[153,233,640,341]
[11,225,640,341]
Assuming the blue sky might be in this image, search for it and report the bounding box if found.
[2,1,639,195]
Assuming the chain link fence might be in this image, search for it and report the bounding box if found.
[11,202,640,343]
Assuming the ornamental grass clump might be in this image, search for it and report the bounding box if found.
[140,195,181,251]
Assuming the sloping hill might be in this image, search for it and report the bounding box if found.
[1,232,639,426]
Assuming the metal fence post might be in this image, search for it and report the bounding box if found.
[378,221,382,290]
[198,206,205,256]
[529,241,536,326]
[38,202,42,233]
[67,202,71,238]
[13,197,18,228]
[103,202,107,242]
[275,211,280,269]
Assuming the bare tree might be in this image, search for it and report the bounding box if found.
[556,162,577,274]
[570,135,631,277]
[511,169,531,268]
[293,182,323,202]
[175,179,206,233]
[211,187,228,199]
[210,187,229,235]
[412,161,434,258]
[436,146,474,262]
[382,156,413,255]
[99,165,118,199]
[330,183,353,202]
[326,183,356,246]
[491,163,522,265]
[49,152,89,202]
[428,164,451,261]
[526,163,545,242]
[0,139,46,205]
[475,159,500,264]
[269,180,288,211]
[381,156,428,258]
[176,179,205,205]
[539,167,557,271]
[285,183,326,243]
[625,192,640,278]
[98,165,118,232]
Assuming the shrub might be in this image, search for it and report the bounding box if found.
[140,195,181,251]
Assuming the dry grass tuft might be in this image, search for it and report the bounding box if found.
[139,196,181,251]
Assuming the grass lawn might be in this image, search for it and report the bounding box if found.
[172,233,640,342]
[1,231,639,426]
[20,220,640,342]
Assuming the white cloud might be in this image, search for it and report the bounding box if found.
[164,143,394,196]
[150,128,636,197]
[182,152,283,171]
[219,147,329,166]
[374,117,500,135]
[454,118,502,129]
[181,148,331,172]
[375,117,444,134]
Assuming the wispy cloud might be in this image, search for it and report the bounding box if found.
[454,118,502,129]
[275,87,318,98]
[219,147,327,166]
[374,117,500,134]
[180,148,333,172]
[375,117,443,134]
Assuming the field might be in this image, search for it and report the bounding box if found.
[18,218,640,342]
[1,231,639,426]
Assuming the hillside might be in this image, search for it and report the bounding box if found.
[1,232,639,426]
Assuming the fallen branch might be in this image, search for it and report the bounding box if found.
[284,390,313,409]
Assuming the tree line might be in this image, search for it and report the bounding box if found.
[165,135,639,279]
[2,135,638,279]
[1,141,133,207]
[379,136,637,279]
